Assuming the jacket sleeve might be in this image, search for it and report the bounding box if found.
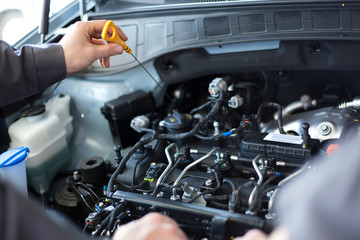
[0,40,67,107]
[0,181,90,240]
[275,137,360,240]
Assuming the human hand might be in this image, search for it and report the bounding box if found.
[234,229,269,240]
[59,20,128,75]
[234,227,289,240]
[112,212,187,240]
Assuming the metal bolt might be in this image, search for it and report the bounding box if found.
[73,171,81,181]
[265,213,276,220]
[266,190,274,198]
[156,191,164,198]
[205,179,213,187]
[320,124,331,136]
[245,210,256,216]
[170,195,181,201]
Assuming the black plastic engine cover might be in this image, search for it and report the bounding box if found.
[101,90,154,148]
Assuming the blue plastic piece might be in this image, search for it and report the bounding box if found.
[222,131,233,137]
[0,147,29,167]
[276,172,281,177]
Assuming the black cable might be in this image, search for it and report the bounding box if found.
[105,203,125,232]
[223,179,237,193]
[107,135,153,195]
[189,170,221,203]
[190,99,215,115]
[74,182,99,203]
[223,179,239,212]
[256,102,285,134]
[70,185,96,212]
[93,211,112,236]
[248,174,279,212]
[93,202,127,236]
[193,133,222,141]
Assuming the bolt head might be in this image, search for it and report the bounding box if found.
[205,179,213,186]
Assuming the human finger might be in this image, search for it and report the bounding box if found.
[98,58,104,67]
[92,42,124,60]
[89,20,128,41]
[103,56,110,68]
[234,229,269,240]
[141,213,187,240]
[92,38,110,67]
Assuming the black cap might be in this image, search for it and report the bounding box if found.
[164,110,193,131]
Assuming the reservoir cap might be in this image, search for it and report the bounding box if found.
[0,147,30,167]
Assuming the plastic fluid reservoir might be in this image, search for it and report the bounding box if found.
[8,95,73,194]
[0,146,29,196]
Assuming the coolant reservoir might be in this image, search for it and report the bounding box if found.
[8,95,73,194]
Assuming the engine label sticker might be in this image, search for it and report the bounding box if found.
[263,133,303,145]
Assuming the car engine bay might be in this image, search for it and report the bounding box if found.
[2,1,360,239]
[42,65,360,239]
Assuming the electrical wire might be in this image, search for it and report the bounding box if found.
[92,203,126,236]
[256,102,285,134]
[189,169,221,203]
[70,184,97,212]
[74,182,99,203]
[223,178,238,212]
[247,174,279,213]
[223,179,237,193]
[190,99,216,115]
[107,135,153,195]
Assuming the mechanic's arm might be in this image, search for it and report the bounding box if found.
[0,181,89,240]
[0,20,126,107]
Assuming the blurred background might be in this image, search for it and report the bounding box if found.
[0,0,72,45]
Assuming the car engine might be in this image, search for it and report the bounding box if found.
[44,68,360,240]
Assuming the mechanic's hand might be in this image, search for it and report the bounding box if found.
[234,227,289,240]
[112,212,187,240]
[234,229,269,240]
[59,20,128,75]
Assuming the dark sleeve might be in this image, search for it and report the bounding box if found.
[275,137,360,240]
[0,40,66,107]
[0,181,91,240]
